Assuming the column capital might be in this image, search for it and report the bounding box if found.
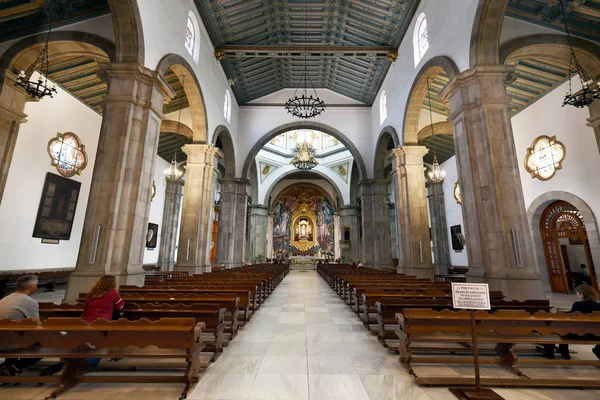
[358,179,389,196]
[0,69,29,122]
[391,145,429,166]
[183,144,223,164]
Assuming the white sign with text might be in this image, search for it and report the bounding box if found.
[451,283,491,310]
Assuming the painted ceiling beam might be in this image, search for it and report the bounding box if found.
[215,45,397,61]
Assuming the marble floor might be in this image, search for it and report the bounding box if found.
[3,271,600,400]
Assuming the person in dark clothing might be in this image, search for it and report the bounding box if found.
[537,284,600,360]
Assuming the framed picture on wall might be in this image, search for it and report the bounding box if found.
[450,225,464,252]
[32,173,81,240]
[146,223,159,249]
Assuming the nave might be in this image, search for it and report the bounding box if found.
[5,271,600,400]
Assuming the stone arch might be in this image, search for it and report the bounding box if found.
[417,121,453,142]
[269,181,340,213]
[0,32,115,75]
[500,34,600,80]
[212,125,236,178]
[402,56,460,145]
[374,126,400,180]
[527,191,600,292]
[469,0,508,68]
[156,54,208,143]
[241,121,368,180]
[160,120,193,139]
[264,169,345,209]
[108,0,144,64]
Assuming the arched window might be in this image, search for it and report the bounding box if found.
[185,15,195,56]
[224,89,232,123]
[379,90,387,125]
[413,13,429,67]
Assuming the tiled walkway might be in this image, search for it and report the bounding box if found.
[4,271,600,399]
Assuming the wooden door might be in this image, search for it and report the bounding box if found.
[210,208,219,265]
[584,239,600,292]
[560,245,573,293]
[543,236,568,293]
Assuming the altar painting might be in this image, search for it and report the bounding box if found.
[272,187,334,258]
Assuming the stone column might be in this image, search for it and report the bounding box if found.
[175,145,222,274]
[266,213,274,260]
[65,63,173,300]
[389,207,398,261]
[443,65,545,299]
[339,205,361,263]
[333,213,341,261]
[0,70,28,206]
[427,181,451,275]
[215,178,249,268]
[247,204,269,263]
[588,100,600,156]
[359,180,393,269]
[390,146,434,279]
[156,178,184,271]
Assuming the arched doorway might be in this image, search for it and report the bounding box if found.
[540,201,598,293]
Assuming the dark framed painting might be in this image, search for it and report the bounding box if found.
[450,225,464,252]
[33,173,81,240]
[146,223,159,249]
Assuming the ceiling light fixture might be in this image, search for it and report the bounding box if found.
[426,77,445,183]
[559,0,599,108]
[165,75,185,182]
[284,0,325,119]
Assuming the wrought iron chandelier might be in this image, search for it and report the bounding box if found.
[426,78,445,183]
[16,20,57,99]
[291,141,318,170]
[559,0,599,108]
[284,0,325,119]
[165,76,185,182]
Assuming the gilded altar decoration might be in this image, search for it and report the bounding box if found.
[291,141,318,170]
[272,186,335,258]
[47,132,88,177]
[262,165,271,175]
[454,181,461,205]
[524,135,565,181]
[151,181,156,201]
[338,165,346,176]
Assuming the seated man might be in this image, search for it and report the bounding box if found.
[0,274,41,376]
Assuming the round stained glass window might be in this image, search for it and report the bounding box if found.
[524,135,566,181]
[47,132,88,177]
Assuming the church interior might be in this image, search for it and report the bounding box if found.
[0,0,600,399]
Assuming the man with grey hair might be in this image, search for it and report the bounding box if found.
[0,274,42,376]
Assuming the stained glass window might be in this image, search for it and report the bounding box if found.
[413,13,429,67]
[524,135,566,181]
[380,90,387,125]
[224,90,231,122]
[185,16,195,56]
[47,132,88,177]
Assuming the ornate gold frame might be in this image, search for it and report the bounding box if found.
[524,135,566,181]
[289,212,318,252]
[453,181,461,205]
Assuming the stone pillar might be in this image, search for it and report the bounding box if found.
[176,144,223,274]
[333,213,341,261]
[427,181,451,275]
[389,207,398,261]
[339,205,361,263]
[247,204,269,263]
[0,70,28,206]
[156,178,184,271]
[65,63,173,300]
[359,180,393,269]
[266,213,274,260]
[215,178,249,268]
[390,146,434,279]
[588,100,600,156]
[443,65,545,299]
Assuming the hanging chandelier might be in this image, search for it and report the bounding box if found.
[165,76,185,182]
[291,141,318,170]
[559,0,599,108]
[284,0,325,119]
[16,20,57,100]
[425,77,445,183]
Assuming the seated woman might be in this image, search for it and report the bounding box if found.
[41,275,124,375]
[537,284,600,360]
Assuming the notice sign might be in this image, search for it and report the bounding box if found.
[451,283,491,310]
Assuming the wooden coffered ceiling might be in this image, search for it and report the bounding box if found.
[195,0,420,105]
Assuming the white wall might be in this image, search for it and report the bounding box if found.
[440,156,468,267]
[0,74,101,271]
[143,157,170,264]
[512,80,600,219]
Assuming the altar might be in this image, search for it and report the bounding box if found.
[290,256,316,270]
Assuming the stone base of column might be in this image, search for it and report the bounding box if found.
[221,261,243,269]
[466,269,545,300]
[175,264,211,275]
[64,270,145,302]
[155,260,175,272]
[412,264,435,280]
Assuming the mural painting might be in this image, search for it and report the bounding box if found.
[272,187,334,258]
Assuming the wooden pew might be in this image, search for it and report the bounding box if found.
[144,271,189,285]
[38,302,226,361]
[375,299,551,348]
[0,269,73,297]
[0,317,205,399]
[395,309,600,388]
[77,293,240,339]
